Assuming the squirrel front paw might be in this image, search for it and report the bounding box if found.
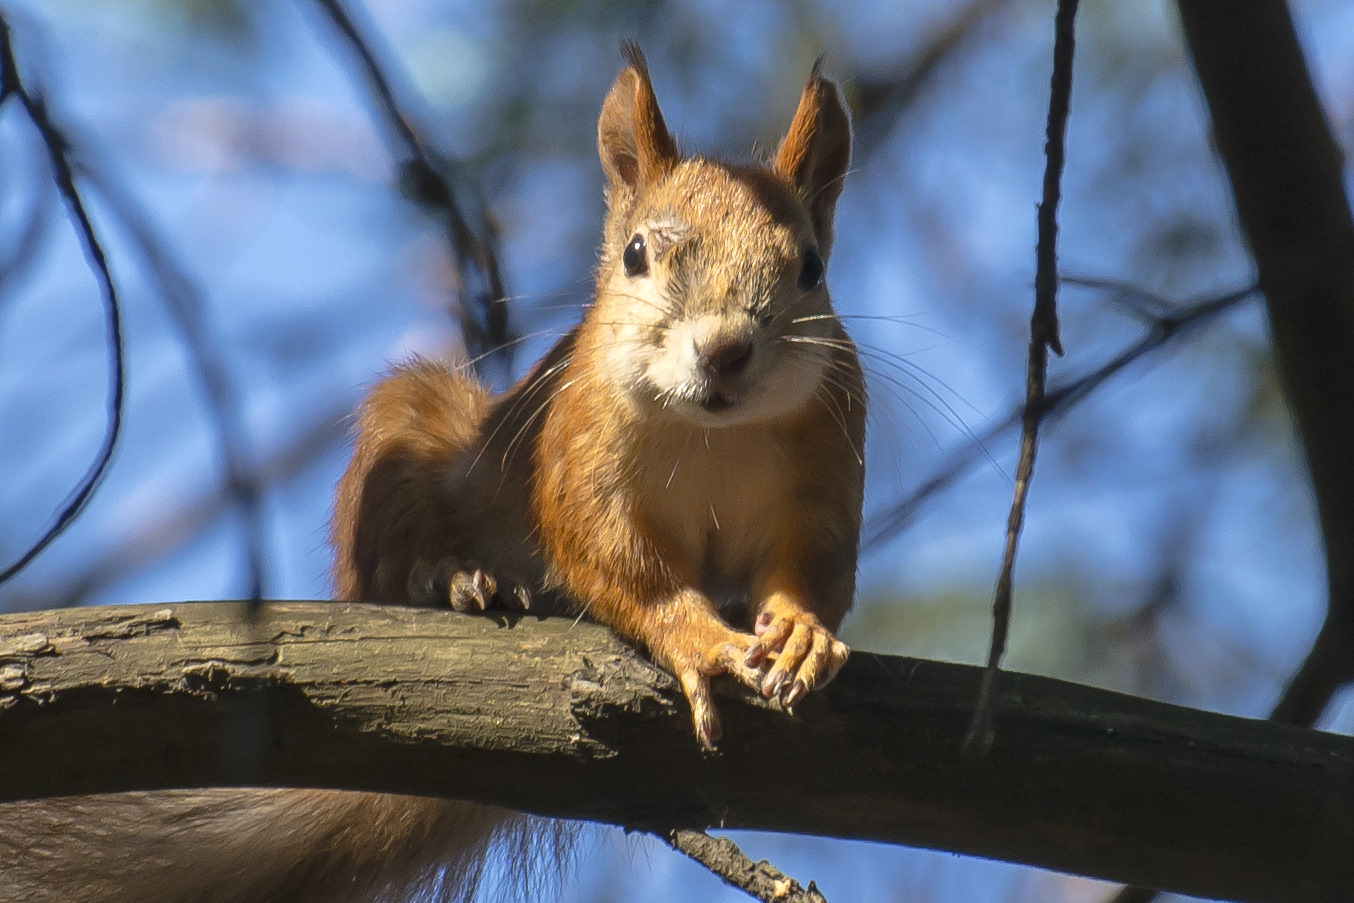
[658,607,849,747]
[661,629,769,749]
[407,557,532,612]
[745,604,850,708]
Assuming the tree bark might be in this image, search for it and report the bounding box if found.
[1176,0,1354,726]
[0,601,1350,903]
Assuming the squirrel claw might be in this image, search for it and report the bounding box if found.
[409,558,536,613]
[448,567,496,612]
[752,606,850,708]
[761,668,791,699]
[714,640,771,691]
[670,633,769,748]
[678,669,724,749]
[744,643,766,668]
[510,582,533,610]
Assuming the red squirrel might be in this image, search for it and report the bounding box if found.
[333,44,864,747]
[0,47,863,903]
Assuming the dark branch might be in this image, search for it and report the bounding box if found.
[7,406,350,613]
[1108,3,1354,899]
[861,280,1255,551]
[1109,888,1158,903]
[83,168,270,601]
[1175,0,1354,728]
[0,12,125,586]
[0,601,1351,903]
[964,0,1077,755]
[306,0,516,382]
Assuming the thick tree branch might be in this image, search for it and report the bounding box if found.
[1107,8,1354,900]
[0,601,1350,903]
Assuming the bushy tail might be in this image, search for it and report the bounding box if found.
[0,789,564,903]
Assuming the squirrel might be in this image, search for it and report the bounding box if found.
[333,43,864,748]
[0,46,863,903]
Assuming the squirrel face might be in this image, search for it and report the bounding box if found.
[591,47,852,431]
[593,162,839,428]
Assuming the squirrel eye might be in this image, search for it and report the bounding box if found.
[797,247,825,291]
[623,234,649,277]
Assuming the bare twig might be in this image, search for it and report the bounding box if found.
[5,405,351,613]
[0,12,125,586]
[1060,275,1177,321]
[861,279,1255,552]
[655,830,828,903]
[81,164,269,601]
[963,0,1078,757]
[305,0,515,382]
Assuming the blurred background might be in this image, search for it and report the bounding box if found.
[1,0,1352,900]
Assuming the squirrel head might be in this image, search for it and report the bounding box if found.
[590,44,854,429]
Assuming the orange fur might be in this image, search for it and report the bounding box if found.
[335,48,864,746]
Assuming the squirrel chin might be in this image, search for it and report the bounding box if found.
[635,354,830,429]
[646,388,798,430]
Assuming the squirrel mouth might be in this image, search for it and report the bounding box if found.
[700,391,736,413]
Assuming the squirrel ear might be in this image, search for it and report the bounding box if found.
[773,57,853,255]
[598,43,680,193]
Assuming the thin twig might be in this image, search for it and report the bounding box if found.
[0,12,125,586]
[963,0,1079,757]
[12,405,351,612]
[305,0,515,382]
[84,169,268,600]
[655,829,828,903]
[861,281,1255,550]
[1062,275,1176,321]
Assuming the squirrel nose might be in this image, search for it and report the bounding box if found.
[699,338,753,379]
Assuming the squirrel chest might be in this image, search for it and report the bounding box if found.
[631,420,808,595]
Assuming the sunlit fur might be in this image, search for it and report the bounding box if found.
[593,164,841,429]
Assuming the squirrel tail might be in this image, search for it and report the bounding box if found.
[0,789,570,903]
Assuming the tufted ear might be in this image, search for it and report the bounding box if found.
[598,43,680,196]
[773,57,853,256]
